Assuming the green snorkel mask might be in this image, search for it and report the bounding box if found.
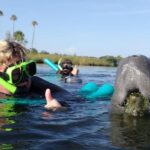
[5,60,36,85]
[0,60,36,94]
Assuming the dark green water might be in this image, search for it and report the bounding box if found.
[0,65,150,150]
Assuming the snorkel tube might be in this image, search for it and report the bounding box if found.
[0,77,17,94]
[57,58,63,71]
[43,58,62,72]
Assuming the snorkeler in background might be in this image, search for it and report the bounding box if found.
[58,59,79,77]
[0,40,63,110]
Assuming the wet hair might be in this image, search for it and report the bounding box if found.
[0,40,26,64]
[61,59,73,67]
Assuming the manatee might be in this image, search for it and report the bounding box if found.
[112,55,150,116]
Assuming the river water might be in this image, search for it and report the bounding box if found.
[0,65,150,150]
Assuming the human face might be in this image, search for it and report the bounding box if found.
[62,63,73,75]
[0,58,35,94]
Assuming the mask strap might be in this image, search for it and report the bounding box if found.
[0,77,17,94]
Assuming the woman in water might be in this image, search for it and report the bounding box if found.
[0,40,64,110]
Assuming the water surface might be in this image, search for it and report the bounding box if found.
[0,65,150,150]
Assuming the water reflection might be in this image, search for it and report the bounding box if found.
[110,114,150,149]
[0,143,13,150]
[0,98,30,132]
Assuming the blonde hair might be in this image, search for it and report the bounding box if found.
[0,40,26,64]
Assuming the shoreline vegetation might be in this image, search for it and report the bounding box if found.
[27,51,123,67]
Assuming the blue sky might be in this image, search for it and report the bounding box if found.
[1,0,150,57]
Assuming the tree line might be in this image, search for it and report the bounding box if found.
[0,10,38,49]
[27,52,122,67]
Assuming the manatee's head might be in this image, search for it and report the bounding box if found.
[112,55,150,117]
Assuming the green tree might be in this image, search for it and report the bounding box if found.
[40,50,49,54]
[30,48,38,53]
[10,14,17,38]
[14,31,25,44]
[31,20,38,49]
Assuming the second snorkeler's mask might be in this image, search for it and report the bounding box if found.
[1,60,36,85]
[61,64,73,76]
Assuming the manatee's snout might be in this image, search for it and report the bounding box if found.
[112,55,150,116]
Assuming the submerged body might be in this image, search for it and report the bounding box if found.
[63,76,82,83]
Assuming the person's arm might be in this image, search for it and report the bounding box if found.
[31,76,68,94]
[30,76,69,110]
